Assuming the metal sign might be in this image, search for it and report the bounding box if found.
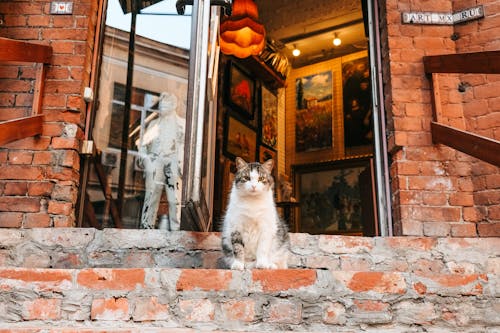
[402,5,484,25]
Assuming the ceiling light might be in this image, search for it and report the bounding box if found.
[292,45,301,57]
[333,33,341,46]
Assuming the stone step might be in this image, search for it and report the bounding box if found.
[0,228,498,275]
[0,267,497,332]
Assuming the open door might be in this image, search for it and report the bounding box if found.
[79,0,226,230]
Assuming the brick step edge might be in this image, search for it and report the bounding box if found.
[0,267,498,331]
[0,228,499,272]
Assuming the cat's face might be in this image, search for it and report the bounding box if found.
[234,157,274,196]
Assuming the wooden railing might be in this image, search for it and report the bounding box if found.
[0,37,52,146]
[423,51,500,167]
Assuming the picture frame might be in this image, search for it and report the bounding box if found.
[226,61,255,119]
[259,145,277,180]
[260,85,278,149]
[295,70,333,153]
[223,113,257,162]
[341,56,373,148]
[292,157,377,236]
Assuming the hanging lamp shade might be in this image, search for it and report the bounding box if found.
[219,0,265,58]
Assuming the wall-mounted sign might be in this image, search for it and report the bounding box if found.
[402,5,484,25]
[50,2,73,15]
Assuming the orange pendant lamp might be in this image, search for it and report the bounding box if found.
[220,0,265,58]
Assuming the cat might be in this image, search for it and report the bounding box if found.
[220,157,290,270]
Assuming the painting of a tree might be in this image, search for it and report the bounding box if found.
[294,71,333,153]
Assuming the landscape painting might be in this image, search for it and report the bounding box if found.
[295,71,333,153]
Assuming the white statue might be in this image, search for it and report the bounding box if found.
[138,92,184,230]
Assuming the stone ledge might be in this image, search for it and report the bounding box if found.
[0,228,498,274]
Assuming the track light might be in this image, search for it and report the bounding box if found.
[333,33,341,46]
[292,44,300,57]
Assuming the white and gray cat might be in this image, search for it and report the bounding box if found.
[220,157,289,270]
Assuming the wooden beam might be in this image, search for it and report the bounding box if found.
[424,51,500,74]
[0,37,52,63]
[431,121,500,167]
[0,115,44,146]
[33,63,47,115]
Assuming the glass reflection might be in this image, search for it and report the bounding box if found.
[85,0,190,228]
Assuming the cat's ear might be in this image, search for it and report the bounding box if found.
[262,159,274,173]
[235,157,247,170]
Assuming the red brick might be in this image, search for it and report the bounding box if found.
[384,237,437,251]
[477,223,500,237]
[47,200,73,215]
[265,299,301,324]
[51,137,79,150]
[340,272,406,294]
[53,214,75,227]
[0,212,23,227]
[132,297,169,321]
[27,15,50,26]
[450,223,477,237]
[24,213,51,228]
[0,197,40,212]
[0,165,44,181]
[176,269,231,291]
[42,29,88,41]
[28,182,54,196]
[0,79,32,92]
[8,151,33,165]
[91,298,129,320]
[179,299,214,322]
[353,300,389,312]
[3,182,28,195]
[0,3,43,15]
[0,268,72,291]
[252,269,316,292]
[52,16,75,28]
[23,298,61,320]
[221,299,255,322]
[77,268,145,291]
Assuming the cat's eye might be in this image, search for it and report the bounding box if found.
[258,176,266,182]
[243,176,250,181]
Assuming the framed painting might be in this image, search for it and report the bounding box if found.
[220,159,236,213]
[295,71,333,153]
[223,113,257,162]
[293,157,377,236]
[226,61,255,119]
[342,57,373,148]
[259,145,277,180]
[261,86,278,149]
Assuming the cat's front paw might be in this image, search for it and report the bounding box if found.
[230,260,245,270]
[256,260,277,269]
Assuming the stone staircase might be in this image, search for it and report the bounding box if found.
[0,228,498,332]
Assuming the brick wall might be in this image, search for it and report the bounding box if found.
[0,229,497,331]
[381,0,500,237]
[0,0,97,227]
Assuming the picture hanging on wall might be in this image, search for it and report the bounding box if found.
[342,57,373,148]
[295,71,333,153]
[226,61,255,119]
[223,113,257,162]
[261,86,278,149]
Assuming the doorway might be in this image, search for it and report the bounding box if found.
[79,0,390,236]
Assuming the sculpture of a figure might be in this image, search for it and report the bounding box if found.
[138,92,184,230]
